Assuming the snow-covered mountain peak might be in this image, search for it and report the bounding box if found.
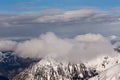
[13,53,120,80]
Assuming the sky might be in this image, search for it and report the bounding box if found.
[0,0,120,13]
[0,0,120,40]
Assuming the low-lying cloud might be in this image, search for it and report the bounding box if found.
[0,32,115,62]
[0,40,17,51]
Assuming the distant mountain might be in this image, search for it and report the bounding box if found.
[0,50,40,80]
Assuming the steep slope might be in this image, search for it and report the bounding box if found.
[87,54,120,80]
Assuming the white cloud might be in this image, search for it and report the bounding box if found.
[0,8,120,38]
[13,32,114,62]
[15,32,73,58]
[74,33,107,42]
[0,40,17,51]
[33,9,96,23]
[0,32,116,63]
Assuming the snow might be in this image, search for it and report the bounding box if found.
[89,64,120,80]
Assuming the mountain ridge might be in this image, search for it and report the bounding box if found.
[13,53,120,80]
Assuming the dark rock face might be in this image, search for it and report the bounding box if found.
[114,47,120,52]
[0,75,9,80]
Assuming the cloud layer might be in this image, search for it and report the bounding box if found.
[0,8,120,39]
[0,9,120,27]
[0,32,115,62]
[0,40,17,51]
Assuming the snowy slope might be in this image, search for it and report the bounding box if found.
[87,53,120,80]
[89,64,120,80]
[86,54,120,72]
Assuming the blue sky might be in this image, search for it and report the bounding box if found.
[0,0,120,13]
